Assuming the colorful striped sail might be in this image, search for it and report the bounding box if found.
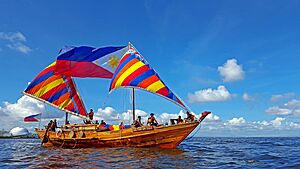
[109,48,188,110]
[23,62,87,118]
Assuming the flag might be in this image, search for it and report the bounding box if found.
[55,46,128,78]
[24,113,41,122]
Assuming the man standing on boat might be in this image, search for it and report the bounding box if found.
[89,109,94,122]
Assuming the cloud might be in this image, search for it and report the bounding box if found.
[242,93,254,101]
[218,59,245,82]
[225,117,246,126]
[266,99,300,117]
[0,32,32,54]
[188,85,232,103]
[271,117,285,127]
[270,92,296,102]
[0,96,46,130]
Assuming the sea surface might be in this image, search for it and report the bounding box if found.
[0,137,299,169]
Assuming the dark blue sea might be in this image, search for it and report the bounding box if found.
[0,137,299,169]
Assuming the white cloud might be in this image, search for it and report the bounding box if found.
[0,32,26,42]
[271,117,285,127]
[270,92,296,102]
[218,58,245,82]
[242,93,254,101]
[225,117,246,126]
[188,85,232,103]
[266,99,300,117]
[0,96,46,130]
[265,106,292,115]
[7,43,31,54]
[205,113,220,121]
[0,32,32,54]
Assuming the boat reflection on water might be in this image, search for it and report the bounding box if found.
[31,146,193,168]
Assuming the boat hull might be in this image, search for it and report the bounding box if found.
[35,122,199,148]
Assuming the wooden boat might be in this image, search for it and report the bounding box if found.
[23,43,210,148]
[35,119,209,148]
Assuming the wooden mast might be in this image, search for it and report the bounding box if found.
[65,113,68,125]
[132,88,135,121]
[129,42,136,122]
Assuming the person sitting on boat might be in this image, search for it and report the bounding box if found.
[99,120,106,127]
[185,111,195,122]
[177,116,184,124]
[147,113,158,126]
[133,116,143,128]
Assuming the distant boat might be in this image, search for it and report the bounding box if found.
[22,43,210,148]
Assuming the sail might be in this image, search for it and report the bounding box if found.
[109,48,188,111]
[23,62,87,118]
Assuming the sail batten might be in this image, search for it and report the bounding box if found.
[109,48,190,111]
[23,62,87,118]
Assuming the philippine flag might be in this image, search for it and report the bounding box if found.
[24,113,41,122]
[55,45,128,78]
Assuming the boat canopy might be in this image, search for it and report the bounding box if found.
[109,47,189,111]
[23,62,87,118]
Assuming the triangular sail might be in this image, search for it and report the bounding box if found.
[109,48,189,111]
[23,62,87,118]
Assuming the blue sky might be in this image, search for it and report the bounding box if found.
[0,0,300,136]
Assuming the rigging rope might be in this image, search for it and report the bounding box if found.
[185,123,202,141]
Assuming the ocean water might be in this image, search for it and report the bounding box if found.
[0,137,299,169]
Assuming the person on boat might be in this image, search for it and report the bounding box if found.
[95,120,99,124]
[100,120,106,126]
[47,120,53,130]
[185,111,195,122]
[177,115,184,124]
[133,116,143,128]
[53,119,57,128]
[119,122,125,129]
[147,113,158,126]
[89,109,94,121]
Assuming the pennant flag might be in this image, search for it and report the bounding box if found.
[24,113,41,122]
[55,46,128,78]
[109,49,188,110]
[23,62,87,118]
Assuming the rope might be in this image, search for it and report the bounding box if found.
[186,123,202,141]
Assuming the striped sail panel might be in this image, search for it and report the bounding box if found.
[109,49,187,110]
[24,62,87,117]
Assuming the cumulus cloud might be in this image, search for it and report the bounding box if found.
[0,32,32,54]
[225,117,246,126]
[266,99,300,117]
[188,85,232,103]
[242,93,254,101]
[218,59,245,82]
[0,96,45,130]
[270,92,296,102]
[271,117,285,127]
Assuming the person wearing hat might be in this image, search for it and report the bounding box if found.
[147,113,158,126]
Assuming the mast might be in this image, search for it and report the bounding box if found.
[132,88,135,121]
[65,112,68,125]
[129,42,136,122]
